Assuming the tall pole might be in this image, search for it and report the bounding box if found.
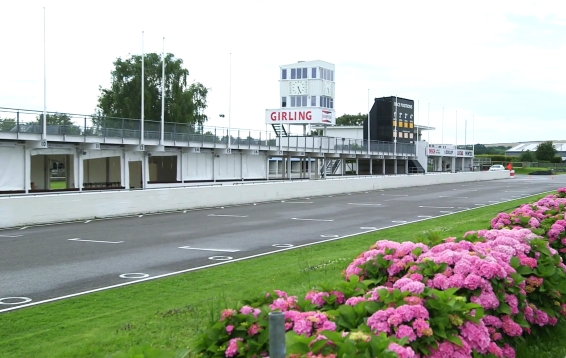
[42,7,47,141]
[472,115,475,153]
[228,52,232,148]
[160,37,165,144]
[441,107,444,144]
[394,96,397,155]
[465,119,467,149]
[367,89,370,154]
[455,110,458,148]
[141,31,145,144]
[427,103,430,143]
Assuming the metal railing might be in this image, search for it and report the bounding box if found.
[0,107,416,156]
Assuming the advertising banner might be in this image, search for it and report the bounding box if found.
[265,108,335,125]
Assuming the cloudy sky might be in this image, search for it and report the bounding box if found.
[1,0,565,145]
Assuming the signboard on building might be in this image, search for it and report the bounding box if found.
[265,108,335,125]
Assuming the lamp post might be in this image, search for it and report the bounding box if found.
[219,114,225,144]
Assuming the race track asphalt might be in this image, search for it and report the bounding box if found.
[1,174,565,312]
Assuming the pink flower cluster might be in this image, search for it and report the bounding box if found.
[344,241,428,280]
[305,290,346,308]
[366,303,431,341]
[269,290,299,311]
[284,311,337,336]
[388,342,417,358]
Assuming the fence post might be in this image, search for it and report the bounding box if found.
[268,312,286,358]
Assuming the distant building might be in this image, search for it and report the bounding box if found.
[506,142,566,161]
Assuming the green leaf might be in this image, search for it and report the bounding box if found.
[447,335,463,347]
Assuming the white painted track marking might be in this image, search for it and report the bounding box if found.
[360,227,377,230]
[320,234,339,238]
[291,218,334,222]
[209,256,233,261]
[138,215,143,218]
[208,214,249,218]
[474,204,484,206]
[272,244,294,248]
[19,226,28,230]
[0,234,23,238]
[439,211,453,213]
[84,220,92,224]
[348,203,382,206]
[179,246,240,252]
[382,194,409,196]
[418,215,433,218]
[282,201,313,204]
[419,206,454,209]
[68,238,124,244]
[439,196,468,199]
[488,201,499,203]
[0,297,32,305]
[119,273,149,279]
[392,220,407,223]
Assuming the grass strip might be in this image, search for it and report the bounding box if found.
[0,192,562,358]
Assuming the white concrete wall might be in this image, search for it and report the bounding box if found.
[215,154,241,180]
[0,171,510,228]
[0,145,25,191]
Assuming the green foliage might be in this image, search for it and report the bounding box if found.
[286,330,399,357]
[336,113,366,126]
[519,150,536,162]
[535,141,557,162]
[35,113,73,125]
[0,116,16,131]
[473,144,512,155]
[96,53,209,126]
[550,156,563,164]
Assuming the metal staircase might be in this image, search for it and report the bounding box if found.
[271,124,288,137]
[321,159,342,176]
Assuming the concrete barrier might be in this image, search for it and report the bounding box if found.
[0,172,509,229]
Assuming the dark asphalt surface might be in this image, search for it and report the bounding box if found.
[1,175,565,312]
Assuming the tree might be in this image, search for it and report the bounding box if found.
[535,141,557,162]
[335,113,366,126]
[35,113,73,125]
[96,53,209,127]
[519,149,535,162]
[0,117,16,131]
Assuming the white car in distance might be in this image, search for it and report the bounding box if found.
[488,165,506,171]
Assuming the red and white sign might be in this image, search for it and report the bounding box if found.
[265,108,335,125]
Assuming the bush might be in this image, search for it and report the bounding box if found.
[551,157,563,164]
[194,188,566,358]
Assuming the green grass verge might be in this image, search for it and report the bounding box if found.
[0,193,564,358]
[50,180,67,190]
[514,167,565,175]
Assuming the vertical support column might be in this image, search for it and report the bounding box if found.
[266,154,269,181]
[437,157,442,172]
[405,159,409,174]
[382,159,385,175]
[180,151,184,184]
[24,146,30,193]
[369,158,373,176]
[142,152,149,189]
[451,157,456,173]
[341,158,345,176]
[355,158,359,175]
[241,152,244,182]
[308,156,311,179]
[275,158,278,178]
[212,152,216,183]
[123,150,130,190]
[44,154,49,190]
[394,159,398,174]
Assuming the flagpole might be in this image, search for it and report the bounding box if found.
[367,89,370,154]
[42,7,47,141]
[394,95,397,155]
[141,31,145,144]
[472,115,475,153]
[441,107,444,144]
[160,37,165,144]
[427,103,430,144]
[228,52,232,149]
[455,110,458,148]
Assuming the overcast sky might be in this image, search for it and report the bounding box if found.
[1,0,565,145]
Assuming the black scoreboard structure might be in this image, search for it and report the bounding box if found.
[363,96,415,144]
